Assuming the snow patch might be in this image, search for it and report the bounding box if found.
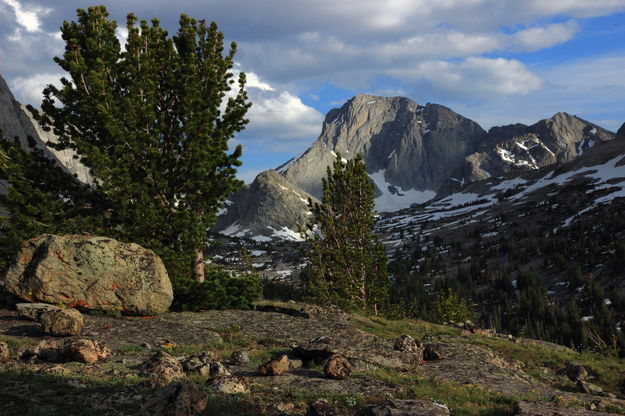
[370,169,435,212]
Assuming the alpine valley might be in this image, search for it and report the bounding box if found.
[3,73,625,346]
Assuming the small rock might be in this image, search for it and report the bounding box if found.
[0,341,10,361]
[363,400,450,416]
[258,354,290,376]
[289,358,304,369]
[577,380,603,396]
[424,344,444,361]
[140,351,185,384]
[39,308,84,336]
[64,338,111,363]
[206,376,250,394]
[209,360,231,378]
[564,363,589,382]
[16,303,60,321]
[38,364,70,376]
[229,350,250,365]
[181,356,210,377]
[143,381,208,416]
[324,354,352,380]
[306,399,339,416]
[394,335,425,360]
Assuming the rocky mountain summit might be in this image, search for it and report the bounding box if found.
[279,94,487,209]
[439,112,614,196]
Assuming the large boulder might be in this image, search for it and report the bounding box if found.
[2,234,173,315]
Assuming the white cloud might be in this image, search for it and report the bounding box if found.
[512,20,580,52]
[1,0,50,32]
[392,57,544,100]
[9,72,63,105]
[115,27,128,52]
[246,90,323,140]
[445,54,625,131]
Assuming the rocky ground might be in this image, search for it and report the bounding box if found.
[1,301,625,415]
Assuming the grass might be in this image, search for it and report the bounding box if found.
[353,364,516,416]
[0,334,36,355]
[470,335,625,394]
[352,313,463,340]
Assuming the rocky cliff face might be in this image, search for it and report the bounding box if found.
[438,113,614,196]
[279,94,487,211]
[213,170,319,241]
[0,75,91,183]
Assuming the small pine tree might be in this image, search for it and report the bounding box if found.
[304,153,389,313]
[432,288,473,323]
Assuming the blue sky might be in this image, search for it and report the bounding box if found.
[1,0,624,183]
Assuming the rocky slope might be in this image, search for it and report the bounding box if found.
[0,75,91,184]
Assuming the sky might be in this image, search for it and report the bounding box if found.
[1,1,624,183]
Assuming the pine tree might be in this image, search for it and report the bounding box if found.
[27,6,250,283]
[304,153,389,313]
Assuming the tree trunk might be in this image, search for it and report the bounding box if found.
[194,248,205,283]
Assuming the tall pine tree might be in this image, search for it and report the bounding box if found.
[304,153,389,313]
[27,6,250,283]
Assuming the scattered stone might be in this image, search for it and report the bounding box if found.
[424,344,444,361]
[564,363,589,382]
[206,376,250,394]
[16,303,60,321]
[140,351,184,384]
[143,381,208,416]
[229,350,250,365]
[209,360,231,378]
[306,399,339,416]
[38,364,70,376]
[64,338,111,363]
[3,234,173,315]
[258,354,290,376]
[324,354,352,380]
[394,335,425,360]
[39,308,84,337]
[363,400,450,416]
[0,341,9,361]
[577,380,603,396]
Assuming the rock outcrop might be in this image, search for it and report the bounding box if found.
[214,169,318,241]
[0,74,90,184]
[2,234,173,315]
